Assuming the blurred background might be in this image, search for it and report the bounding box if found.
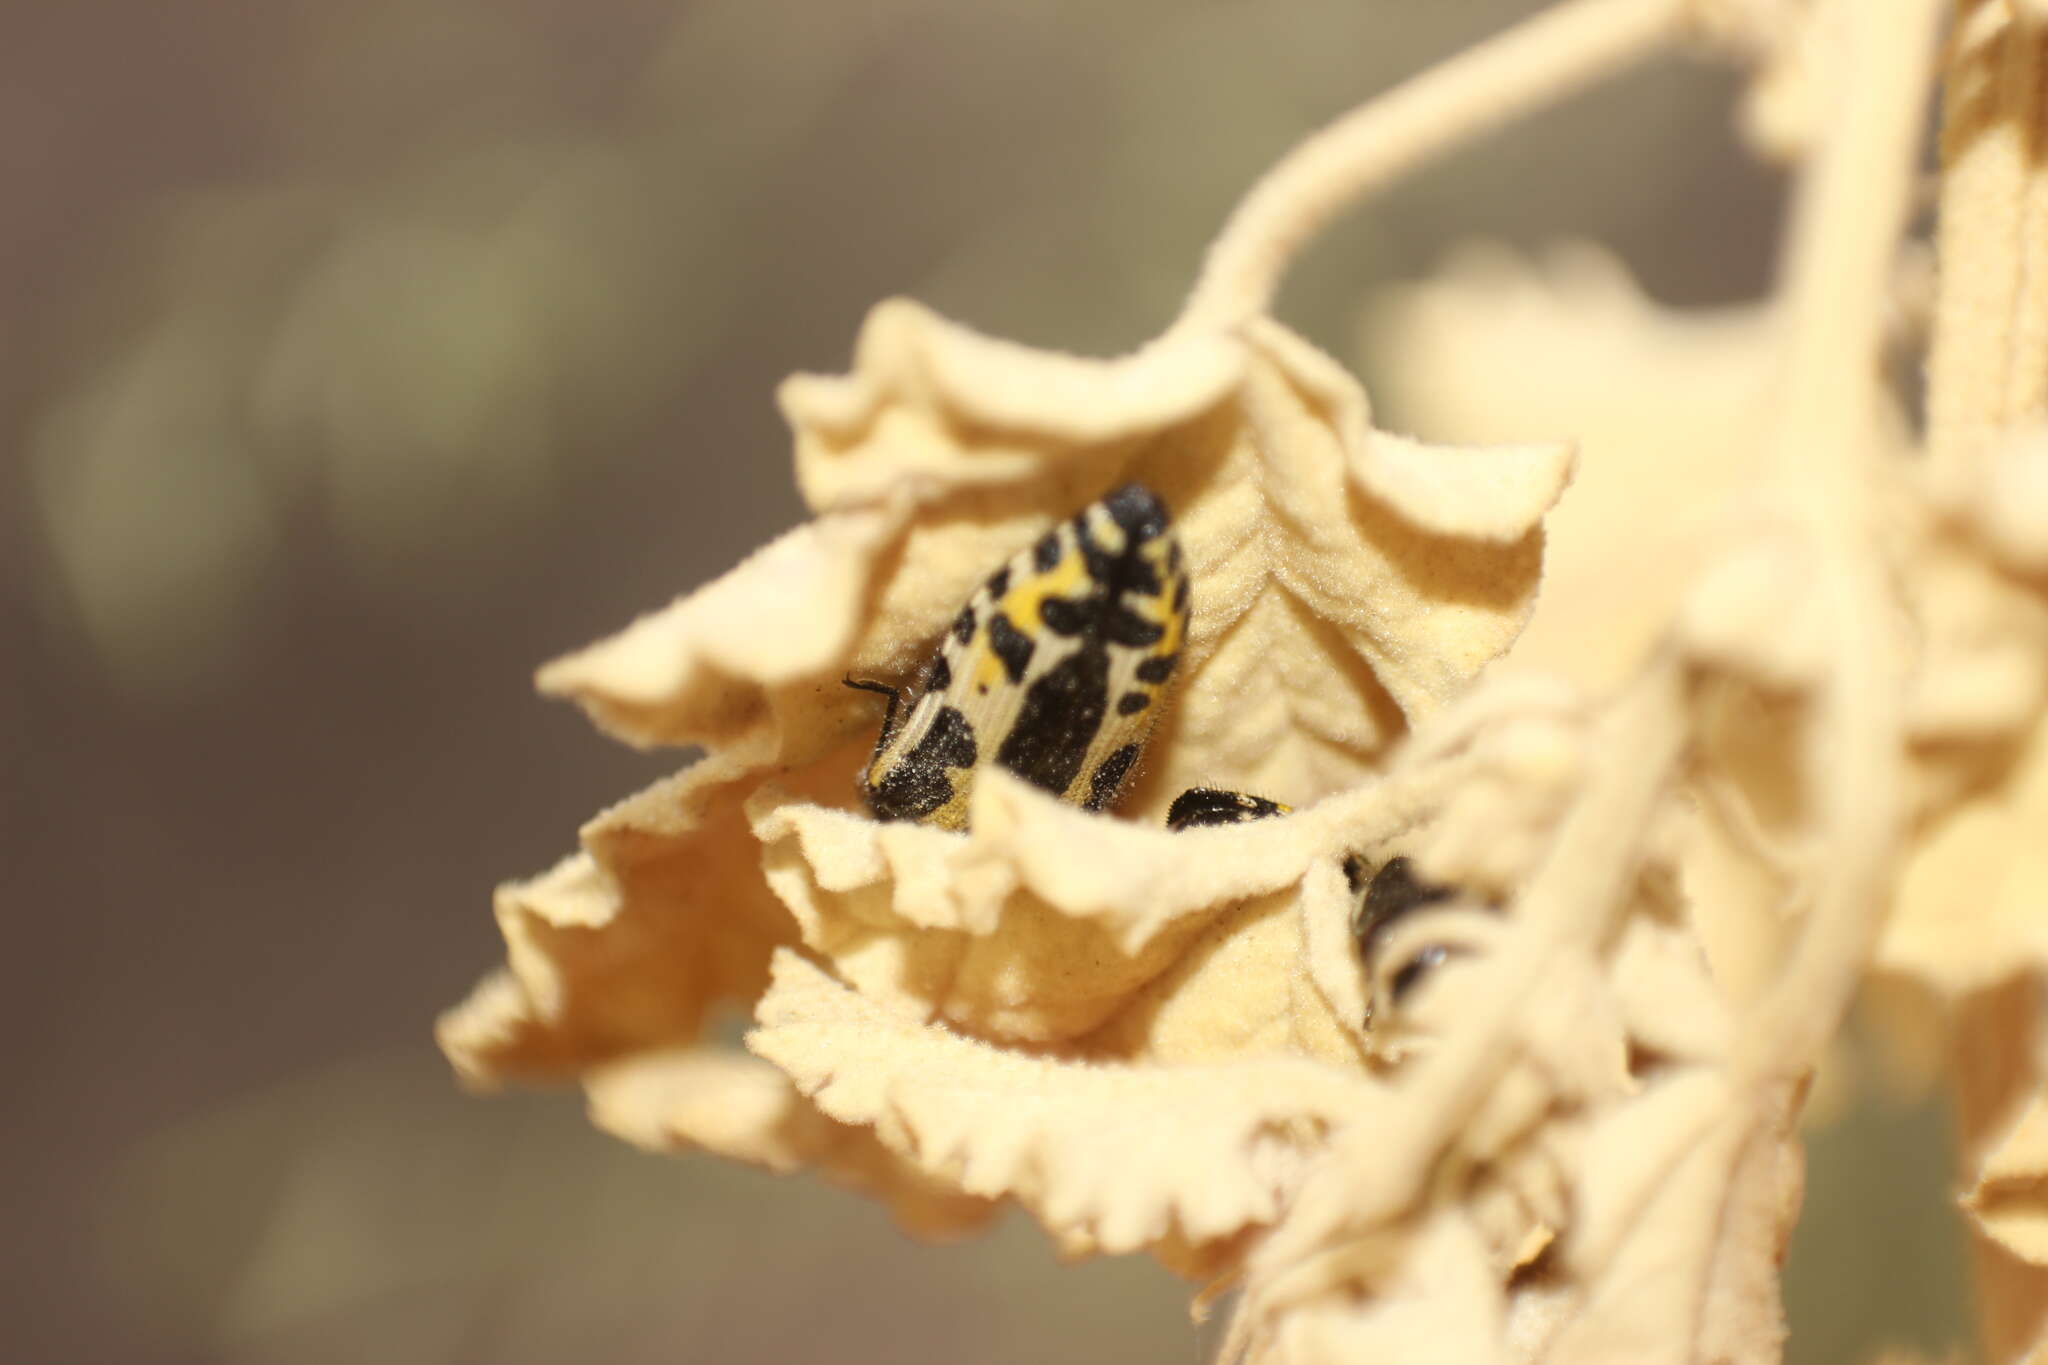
[4,1,1966,1361]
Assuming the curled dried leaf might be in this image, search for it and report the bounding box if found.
[546,303,1568,815]
[437,750,802,1082]
[441,290,1573,1082]
[1884,718,2048,994]
[1364,242,1781,692]
[747,950,1377,1274]
[587,1047,996,1238]
[1249,1211,1509,1365]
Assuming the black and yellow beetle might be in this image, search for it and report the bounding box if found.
[848,481,1481,1024]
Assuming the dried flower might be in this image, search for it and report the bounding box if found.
[440,281,1576,1245]
[442,0,2048,1358]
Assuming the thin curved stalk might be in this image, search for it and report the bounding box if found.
[1174,0,1688,335]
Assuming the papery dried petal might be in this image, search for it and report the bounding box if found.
[1551,1073,1801,1363]
[1901,531,2048,756]
[438,750,804,1082]
[1882,717,2048,994]
[586,1047,996,1237]
[1253,1212,1509,1365]
[539,503,909,755]
[1364,243,1780,692]
[783,299,1247,507]
[1678,530,1831,688]
[741,723,1511,1051]
[445,206,1578,1324]
[1081,887,1357,1069]
[748,949,1375,1270]
[1608,918,1735,1066]
[516,300,1569,848]
[745,772,1292,1042]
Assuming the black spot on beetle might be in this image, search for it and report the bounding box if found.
[1033,531,1063,573]
[1085,742,1142,811]
[866,706,979,822]
[1116,691,1151,716]
[1103,484,1168,541]
[1389,944,1459,1003]
[986,566,1011,600]
[1134,654,1178,685]
[986,612,1034,683]
[1350,858,1475,1022]
[1165,787,1288,830]
[951,606,976,645]
[1039,596,1093,637]
[1078,532,1162,596]
[925,654,952,694]
[1100,602,1164,648]
[996,645,1108,799]
[1351,856,1458,958]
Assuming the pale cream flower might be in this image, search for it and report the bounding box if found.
[439,288,1575,1260]
[438,0,2048,1357]
[1363,240,1785,694]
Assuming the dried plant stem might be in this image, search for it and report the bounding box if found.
[1224,660,1689,1360]
[1926,0,2048,481]
[1729,0,1939,1083]
[1228,1,1941,1353]
[1927,3,2048,1354]
[1654,6,1944,1349]
[1173,0,1688,334]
